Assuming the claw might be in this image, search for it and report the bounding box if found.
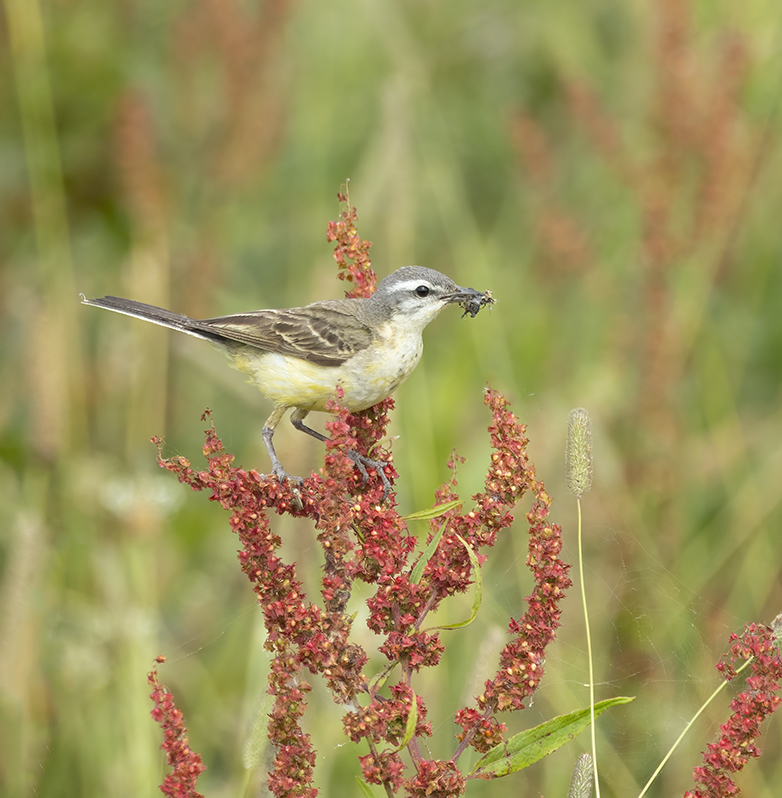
[266,466,304,510]
[347,451,392,501]
[271,465,304,486]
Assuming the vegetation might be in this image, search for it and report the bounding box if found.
[2,0,782,796]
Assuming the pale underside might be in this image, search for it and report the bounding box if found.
[223,317,425,412]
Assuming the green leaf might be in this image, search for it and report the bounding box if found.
[410,520,447,584]
[403,499,462,521]
[394,688,419,752]
[469,696,635,779]
[428,533,482,630]
[355,776,380,797]
[367,661,396,693]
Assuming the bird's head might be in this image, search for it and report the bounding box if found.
[369,266,490,330]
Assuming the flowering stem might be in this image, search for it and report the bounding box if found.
[414,591,439,630]
[451,703,496,764]
[366,738,396,798]
[407,737,425,770]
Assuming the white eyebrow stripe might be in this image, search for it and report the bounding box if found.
[391,279,436,292]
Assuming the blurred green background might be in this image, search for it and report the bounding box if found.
[2,0,782,795]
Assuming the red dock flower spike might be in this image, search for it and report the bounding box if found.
[684,621,782,798]
[153,383,571,795]
[149,197,573,796]
[450,389,572,756]
[327,186,376,298]
[148,667,206,798]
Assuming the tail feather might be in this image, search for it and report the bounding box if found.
[81,295,217,341]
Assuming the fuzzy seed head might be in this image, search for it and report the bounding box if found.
[567,753,594,798]
[566,408,593,498]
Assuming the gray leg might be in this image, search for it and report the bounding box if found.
[290,410,329,443]
[262,406,303,484]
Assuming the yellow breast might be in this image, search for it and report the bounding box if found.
[226,318,424,412]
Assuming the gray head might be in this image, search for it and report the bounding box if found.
[367,266,484,330]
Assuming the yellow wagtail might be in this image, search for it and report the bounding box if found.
[82,266,493,491]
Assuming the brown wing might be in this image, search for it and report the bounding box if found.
[192,300,373,367]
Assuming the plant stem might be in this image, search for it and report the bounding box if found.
[636,657,753,798]
[578,496,600,798]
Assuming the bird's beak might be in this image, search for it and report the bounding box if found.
[443,285,495,318]
[443,285,485,304]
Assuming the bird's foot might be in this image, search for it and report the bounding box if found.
[347,451,392,501]
[267,464,304,510]
[271,466,303,486]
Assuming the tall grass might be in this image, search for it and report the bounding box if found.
[1,0,781,795]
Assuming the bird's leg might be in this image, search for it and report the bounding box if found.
[290,408,391,499]
[262,407,303,485]
[289,410,329,444]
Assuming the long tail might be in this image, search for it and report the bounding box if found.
[81,295,218,341]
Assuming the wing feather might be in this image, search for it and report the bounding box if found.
[193,300,373,367]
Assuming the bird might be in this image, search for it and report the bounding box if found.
[82,266,493,493]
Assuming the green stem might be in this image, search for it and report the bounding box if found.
[636,657,753,798]
[577,496,600,797]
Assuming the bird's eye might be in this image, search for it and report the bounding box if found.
[415,285,430,297]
